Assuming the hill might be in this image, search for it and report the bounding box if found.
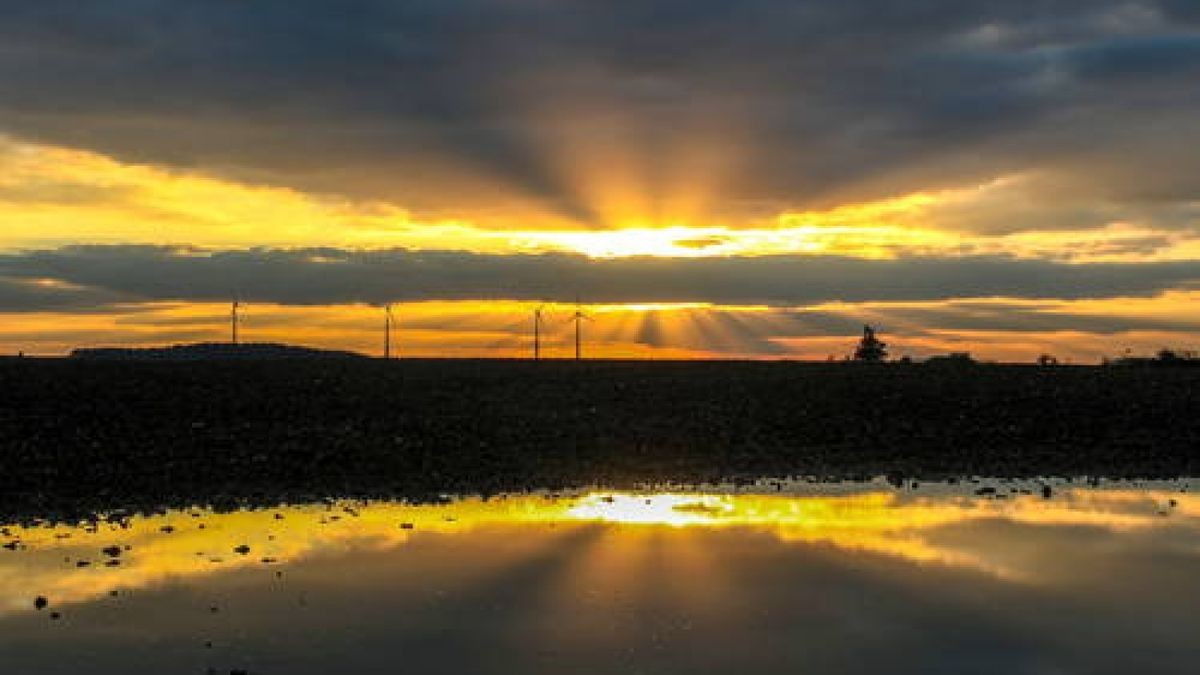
[70,342,366,361]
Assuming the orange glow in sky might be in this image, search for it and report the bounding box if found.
[2,136,1200,361]
[2,295,1198,362]
[1,137,1192,263]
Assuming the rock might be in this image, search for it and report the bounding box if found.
[34,596,48,610]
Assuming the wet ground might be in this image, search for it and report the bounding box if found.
[2,478,1197,674]
[5,359,1200,519]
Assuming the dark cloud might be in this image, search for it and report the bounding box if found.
[1,1,1198,228]
[1161,0,1200,25]
[3,245,1200,309]
[0,276,132,313]
[6,247,1200,357]
[1067,34,1200,80]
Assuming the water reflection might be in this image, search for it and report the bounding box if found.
[1,480,1197,674]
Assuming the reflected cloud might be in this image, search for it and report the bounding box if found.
[2,483,1195,616]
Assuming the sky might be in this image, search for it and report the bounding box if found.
[3,1,1200,360]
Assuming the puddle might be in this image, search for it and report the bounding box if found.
[2,478,1197,674]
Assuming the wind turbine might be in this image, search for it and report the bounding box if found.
[532,305,546,361]
[570,297,592,361]
[383,304,396,359]
[230,298,242,345]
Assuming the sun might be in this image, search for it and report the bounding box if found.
[514,225,737,258]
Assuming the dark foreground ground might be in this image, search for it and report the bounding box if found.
[1,358,1198,519]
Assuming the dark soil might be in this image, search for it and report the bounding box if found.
[1,358,1198,520]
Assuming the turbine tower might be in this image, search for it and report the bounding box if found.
[383,304,396,359]
[532,305,545,361]
[571,298,591,361]
[230,299,241,345]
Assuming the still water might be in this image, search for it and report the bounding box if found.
[1,479,1197,674]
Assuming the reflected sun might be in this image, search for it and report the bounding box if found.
[567,493,737,526]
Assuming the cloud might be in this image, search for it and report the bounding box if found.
[1064,34,1200,82]
[0,1,1198,232]
[9,137,1200,260]
[4,242,1199,359]
[4,245,1200,309]
[0,276,131,313]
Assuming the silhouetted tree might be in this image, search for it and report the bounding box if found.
[853,325,888,362]
[1037,353,1058,366]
